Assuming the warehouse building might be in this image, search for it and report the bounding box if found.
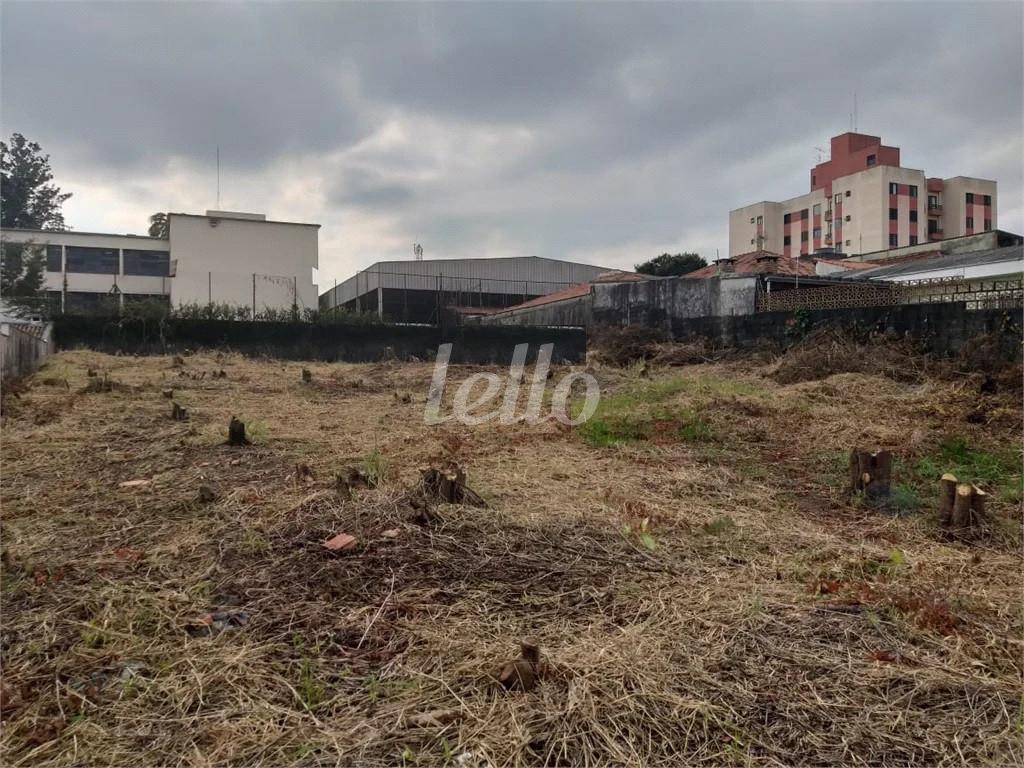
[319,256,617,324]
[0,210,319,315]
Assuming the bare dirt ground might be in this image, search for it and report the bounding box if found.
[1,348,1021,767]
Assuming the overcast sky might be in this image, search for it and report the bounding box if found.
[2,2,1021,285]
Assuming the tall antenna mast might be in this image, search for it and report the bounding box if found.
[216,146,221,208]
[853,92,858,132]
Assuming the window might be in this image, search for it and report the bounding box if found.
[834,218,842,230]
[889,208,898,220]
[966,192,974,204]
[845,214,851,222]
[889,182,899,195]
[813,203,821,217]
[928,194,938,208]
[909,185,918,198]
[66,246,118,274]
[928,219,939,234]
[909,236,918,245]
[799,209,807,220]
[123,249,170,277]
[834,193,842,205]
[983,194,992,206]
[813,227,821,239]
[783,235,791,246]
[783,213,791,224]
[812,174,816,185]
[845,190,851,197]
[46,244,62,272]
[845,239,852,246]
[756,215,763,225]
[867,154,877,166]
[800,230,808,242]
[750,217,755,224]
[966,217,974,228]
[984,219,992,231]
[909,210,918,223]
[889,234,898,247]
[750,239,755,245]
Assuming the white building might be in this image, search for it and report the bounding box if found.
[0,210,319,315]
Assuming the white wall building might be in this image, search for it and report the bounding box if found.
[0,210,319,315]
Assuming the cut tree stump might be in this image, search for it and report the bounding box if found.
[938,473,959,523]
[848,448,892,502]
[227,417,250,446]
[496,639,543,692]
[301,368,313,384]
[171,402,189,421]
[951,483,975,528]
[419,462,487,507]
[939,473,990,535]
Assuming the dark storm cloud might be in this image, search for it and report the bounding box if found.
[2,1,1021,276]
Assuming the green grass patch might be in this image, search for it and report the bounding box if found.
[575,376,716,447]
[361,448,389,486]
[916,437,1021,502]
[889,483,922,514]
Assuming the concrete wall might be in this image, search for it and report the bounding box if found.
[591,275,759,332]
[475,275,761,331]
[663,303,1020,359]
[52,317,587,364]
[169,213,319,311]
[476,295,593,328]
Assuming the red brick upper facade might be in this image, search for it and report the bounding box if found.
[810,133,900,192]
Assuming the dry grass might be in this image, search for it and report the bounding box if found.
[1,348,1021,767]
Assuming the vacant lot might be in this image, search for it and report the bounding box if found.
[1,348,1021,767]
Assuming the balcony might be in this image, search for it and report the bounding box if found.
[927,204,943,215]
[928,229,944,241]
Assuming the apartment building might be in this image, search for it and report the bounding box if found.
[0,210,319,314]
[729,133,997,258]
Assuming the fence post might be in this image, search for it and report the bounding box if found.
[252,273,256,320]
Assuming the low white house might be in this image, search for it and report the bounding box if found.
[0,210,319,315]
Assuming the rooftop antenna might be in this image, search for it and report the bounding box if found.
[814,146,826,163]
[853,92,858,132]
[216,146,221,208]
[413,243,423,261]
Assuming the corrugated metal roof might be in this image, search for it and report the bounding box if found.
[835,244,1023,280]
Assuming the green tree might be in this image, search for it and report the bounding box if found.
[148,212,169,238]
[634,253,707,277]
[1,240,49,316]
[1,133,72,230]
